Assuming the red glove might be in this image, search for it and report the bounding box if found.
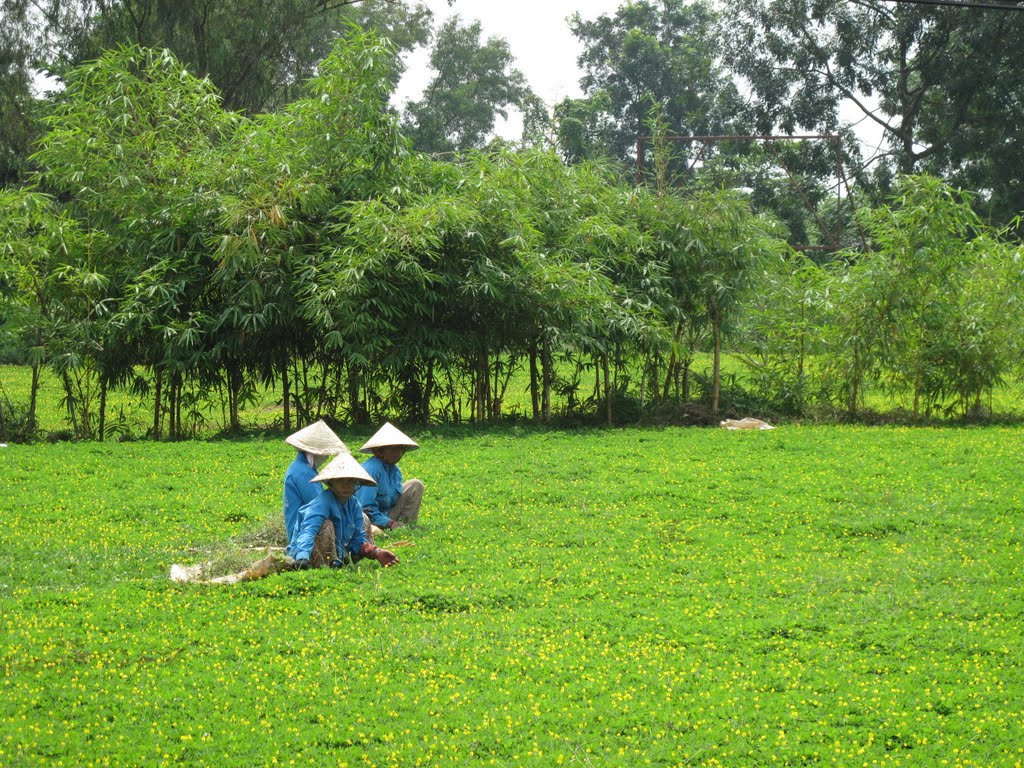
[385,519,404,530]
[358,541,399,567]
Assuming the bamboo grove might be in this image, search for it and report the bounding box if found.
[3,31,1024,440]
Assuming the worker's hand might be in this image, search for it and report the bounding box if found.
[385,519,404,530]
[358,541,378,560]
[373,548,399,567]
[293,558,310,571]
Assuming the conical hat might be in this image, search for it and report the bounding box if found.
[311,453,376,486]
[359,422,419,453]
[285,420,349,455]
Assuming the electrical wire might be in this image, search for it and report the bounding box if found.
[872,0,1024,11]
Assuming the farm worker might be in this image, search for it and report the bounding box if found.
[282,420,349,547]
[289,452,399,569]
[356,422,424,530]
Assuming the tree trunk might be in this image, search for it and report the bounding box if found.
[491,356,501,420]
[168,373,178,439]
[663,350,676,399]
[603,353,612,426]
[282,353,291,432]
[913,352,922,419]
[646,350,658,406]
[61,370,80,437]
[475,349,490,423]
[228,367,242,433]
[153,367,162,440]
[28,363,40,431]
[541,339,552,422]
[292,357,310,425]
[332,363,344,416]
[313,359,329,417]
[98,377,107,442]
[712,320,722,420]
[423,360,435,425]
[529,341,540,421]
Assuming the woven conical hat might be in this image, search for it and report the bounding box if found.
[359,422,419,453]
[310,452,376,486]
[285,420,349,455]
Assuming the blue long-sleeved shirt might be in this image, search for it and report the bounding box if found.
[355,456,403,527]
[289,488,368,562]
[283,452,319,545]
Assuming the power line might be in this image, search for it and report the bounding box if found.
[874,0,1024,11]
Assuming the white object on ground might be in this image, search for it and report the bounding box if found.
[170,563,207,582]
[720,417,775,430]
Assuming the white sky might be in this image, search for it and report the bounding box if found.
[390,0,624,140]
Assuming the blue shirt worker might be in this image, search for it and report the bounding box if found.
[289,453,399,570]
[282,420,349,547]
[356,422,425,530]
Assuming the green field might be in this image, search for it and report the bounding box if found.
[2,425,1022,766]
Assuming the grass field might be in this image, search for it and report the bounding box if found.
[2,424,1022,766]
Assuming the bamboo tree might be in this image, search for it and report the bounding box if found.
[31,44,235,437]
[683,189,783,419]
[737,249,830,415]
[826,176,1021,418]
[0,190,87,434]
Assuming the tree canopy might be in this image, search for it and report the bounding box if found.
[558,0,746,165]
[720,0,1024,222]
[400,15,532,154]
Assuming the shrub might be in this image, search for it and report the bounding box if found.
[0,387,34,442]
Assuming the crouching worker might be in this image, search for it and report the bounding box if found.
[283,419,350,548]
[356,422,424,531]
[289,452,399,570]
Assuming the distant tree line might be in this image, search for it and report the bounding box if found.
[0,34,781,437]
[5,0,1024,228]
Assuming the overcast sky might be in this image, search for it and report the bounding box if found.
[390,0,624,139]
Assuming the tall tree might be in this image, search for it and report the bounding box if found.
[400,15,532,154]
[1,0,432,187]
[2,0,431,112]
[0,6,40,185]
[0,190,86,430]
[720,0,1024,224]
[683,189,784,419]
[558,0,746,166]
[30,43,236,437]
[214,27,408,428]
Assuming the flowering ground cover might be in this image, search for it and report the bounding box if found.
[1,425,1022,766]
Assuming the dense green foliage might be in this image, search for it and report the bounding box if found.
[3,15,1024,442]
[0,0,434,186]
[3,0,432,113]
[1,34,787,438]
[720,0,1024,223]
[4,0,1024,226]
[2,425,1022,765]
